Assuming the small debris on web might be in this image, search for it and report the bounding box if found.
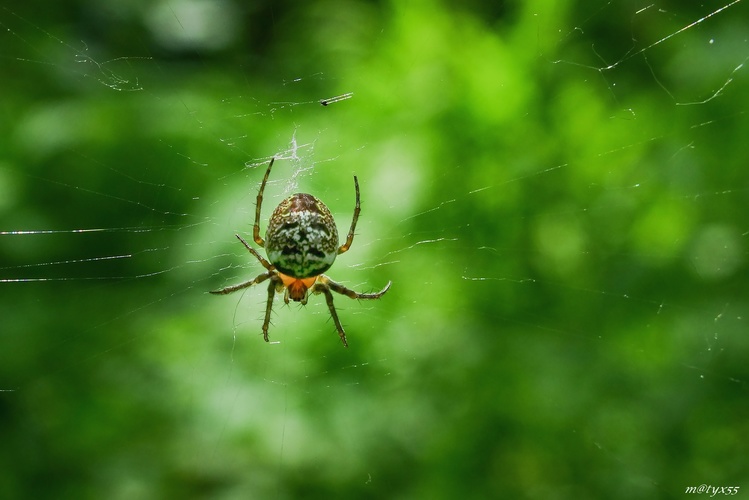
[320,92,354,106]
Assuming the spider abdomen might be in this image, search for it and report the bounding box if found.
[265,193,339,278]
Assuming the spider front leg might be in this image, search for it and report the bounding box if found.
[319,285,349,347]
[211,232,284,342]
[312,275,392,347]
[261,275,283,342]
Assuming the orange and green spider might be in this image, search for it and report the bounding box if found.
[211,158,391,347]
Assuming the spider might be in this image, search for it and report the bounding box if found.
[211,158,391,347]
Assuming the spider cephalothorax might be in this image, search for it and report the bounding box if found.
[211,158,391,347]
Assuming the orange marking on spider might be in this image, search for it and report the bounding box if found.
[279,274,316,302]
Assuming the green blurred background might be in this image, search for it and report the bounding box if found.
[1,1,748,498]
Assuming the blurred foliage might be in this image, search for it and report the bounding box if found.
[1,0,748,498]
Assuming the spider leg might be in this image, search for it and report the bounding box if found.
[209,270,274,295]
[261,277,280,342]
[311,276,391,347]
[316,283,349,347]
[235,234,273,271]
[323,276,392,300]
[337,175,360,254]
[211,234,275,294]
[253,157,275,248]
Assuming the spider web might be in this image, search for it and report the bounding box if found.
[1,2,748,498]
